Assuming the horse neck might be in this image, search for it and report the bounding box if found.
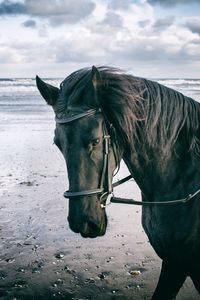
[123,142,200,201]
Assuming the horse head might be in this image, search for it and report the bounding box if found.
[36,66,123,238]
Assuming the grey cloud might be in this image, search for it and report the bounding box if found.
[56,49,91,64]
[0,49,17,63]
[22,19,36,28]
[0,0,26,14]
[101,12,123,28]
[100,29,200,67]
[90,12,123,34]
[178,41,200,61]
[108,0,133,10]
[113,42,164,63]
[138,20,151,28]
[153,16,175,31]
[0,0,95,25]
[3,30,199,78]
[185,19,200,35]
[147,0,200,7]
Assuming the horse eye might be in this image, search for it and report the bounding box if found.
[92,138,100,147]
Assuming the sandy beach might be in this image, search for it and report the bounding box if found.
[0,120,199,300]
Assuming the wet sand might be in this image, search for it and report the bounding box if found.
[0,122,199,300]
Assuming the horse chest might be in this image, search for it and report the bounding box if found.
[141,205,200,261]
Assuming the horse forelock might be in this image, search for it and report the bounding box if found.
[54,68,92,116]
[55,66,200,161]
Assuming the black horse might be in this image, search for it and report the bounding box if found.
[36,66,200,299]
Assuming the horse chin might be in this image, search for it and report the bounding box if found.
[68,207,107,238]
[80,219,107,238]
[68,217,107,238]
[80,228,106,238]
[80,231,102,239]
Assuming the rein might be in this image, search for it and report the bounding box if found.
[55,108,200,207]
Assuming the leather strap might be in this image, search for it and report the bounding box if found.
[112,175,133,188]
[64,188,104,198]
[111,188,200,205]
[55,108,101,124]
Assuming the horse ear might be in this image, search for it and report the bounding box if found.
[36,75,59,106]
[91,66,102,90]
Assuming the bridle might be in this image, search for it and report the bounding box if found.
[55,108,200,207]
[55,108,119,207]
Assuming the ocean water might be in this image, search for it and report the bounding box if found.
[0,78,59,124]
[0,77,200,124]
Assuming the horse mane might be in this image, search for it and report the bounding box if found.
[58,67,200,161]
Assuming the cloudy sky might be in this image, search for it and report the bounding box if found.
[0,0,200,78]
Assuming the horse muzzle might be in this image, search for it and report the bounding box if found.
[68,214,107,238]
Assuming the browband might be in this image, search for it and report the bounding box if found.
[55,108,101,124]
